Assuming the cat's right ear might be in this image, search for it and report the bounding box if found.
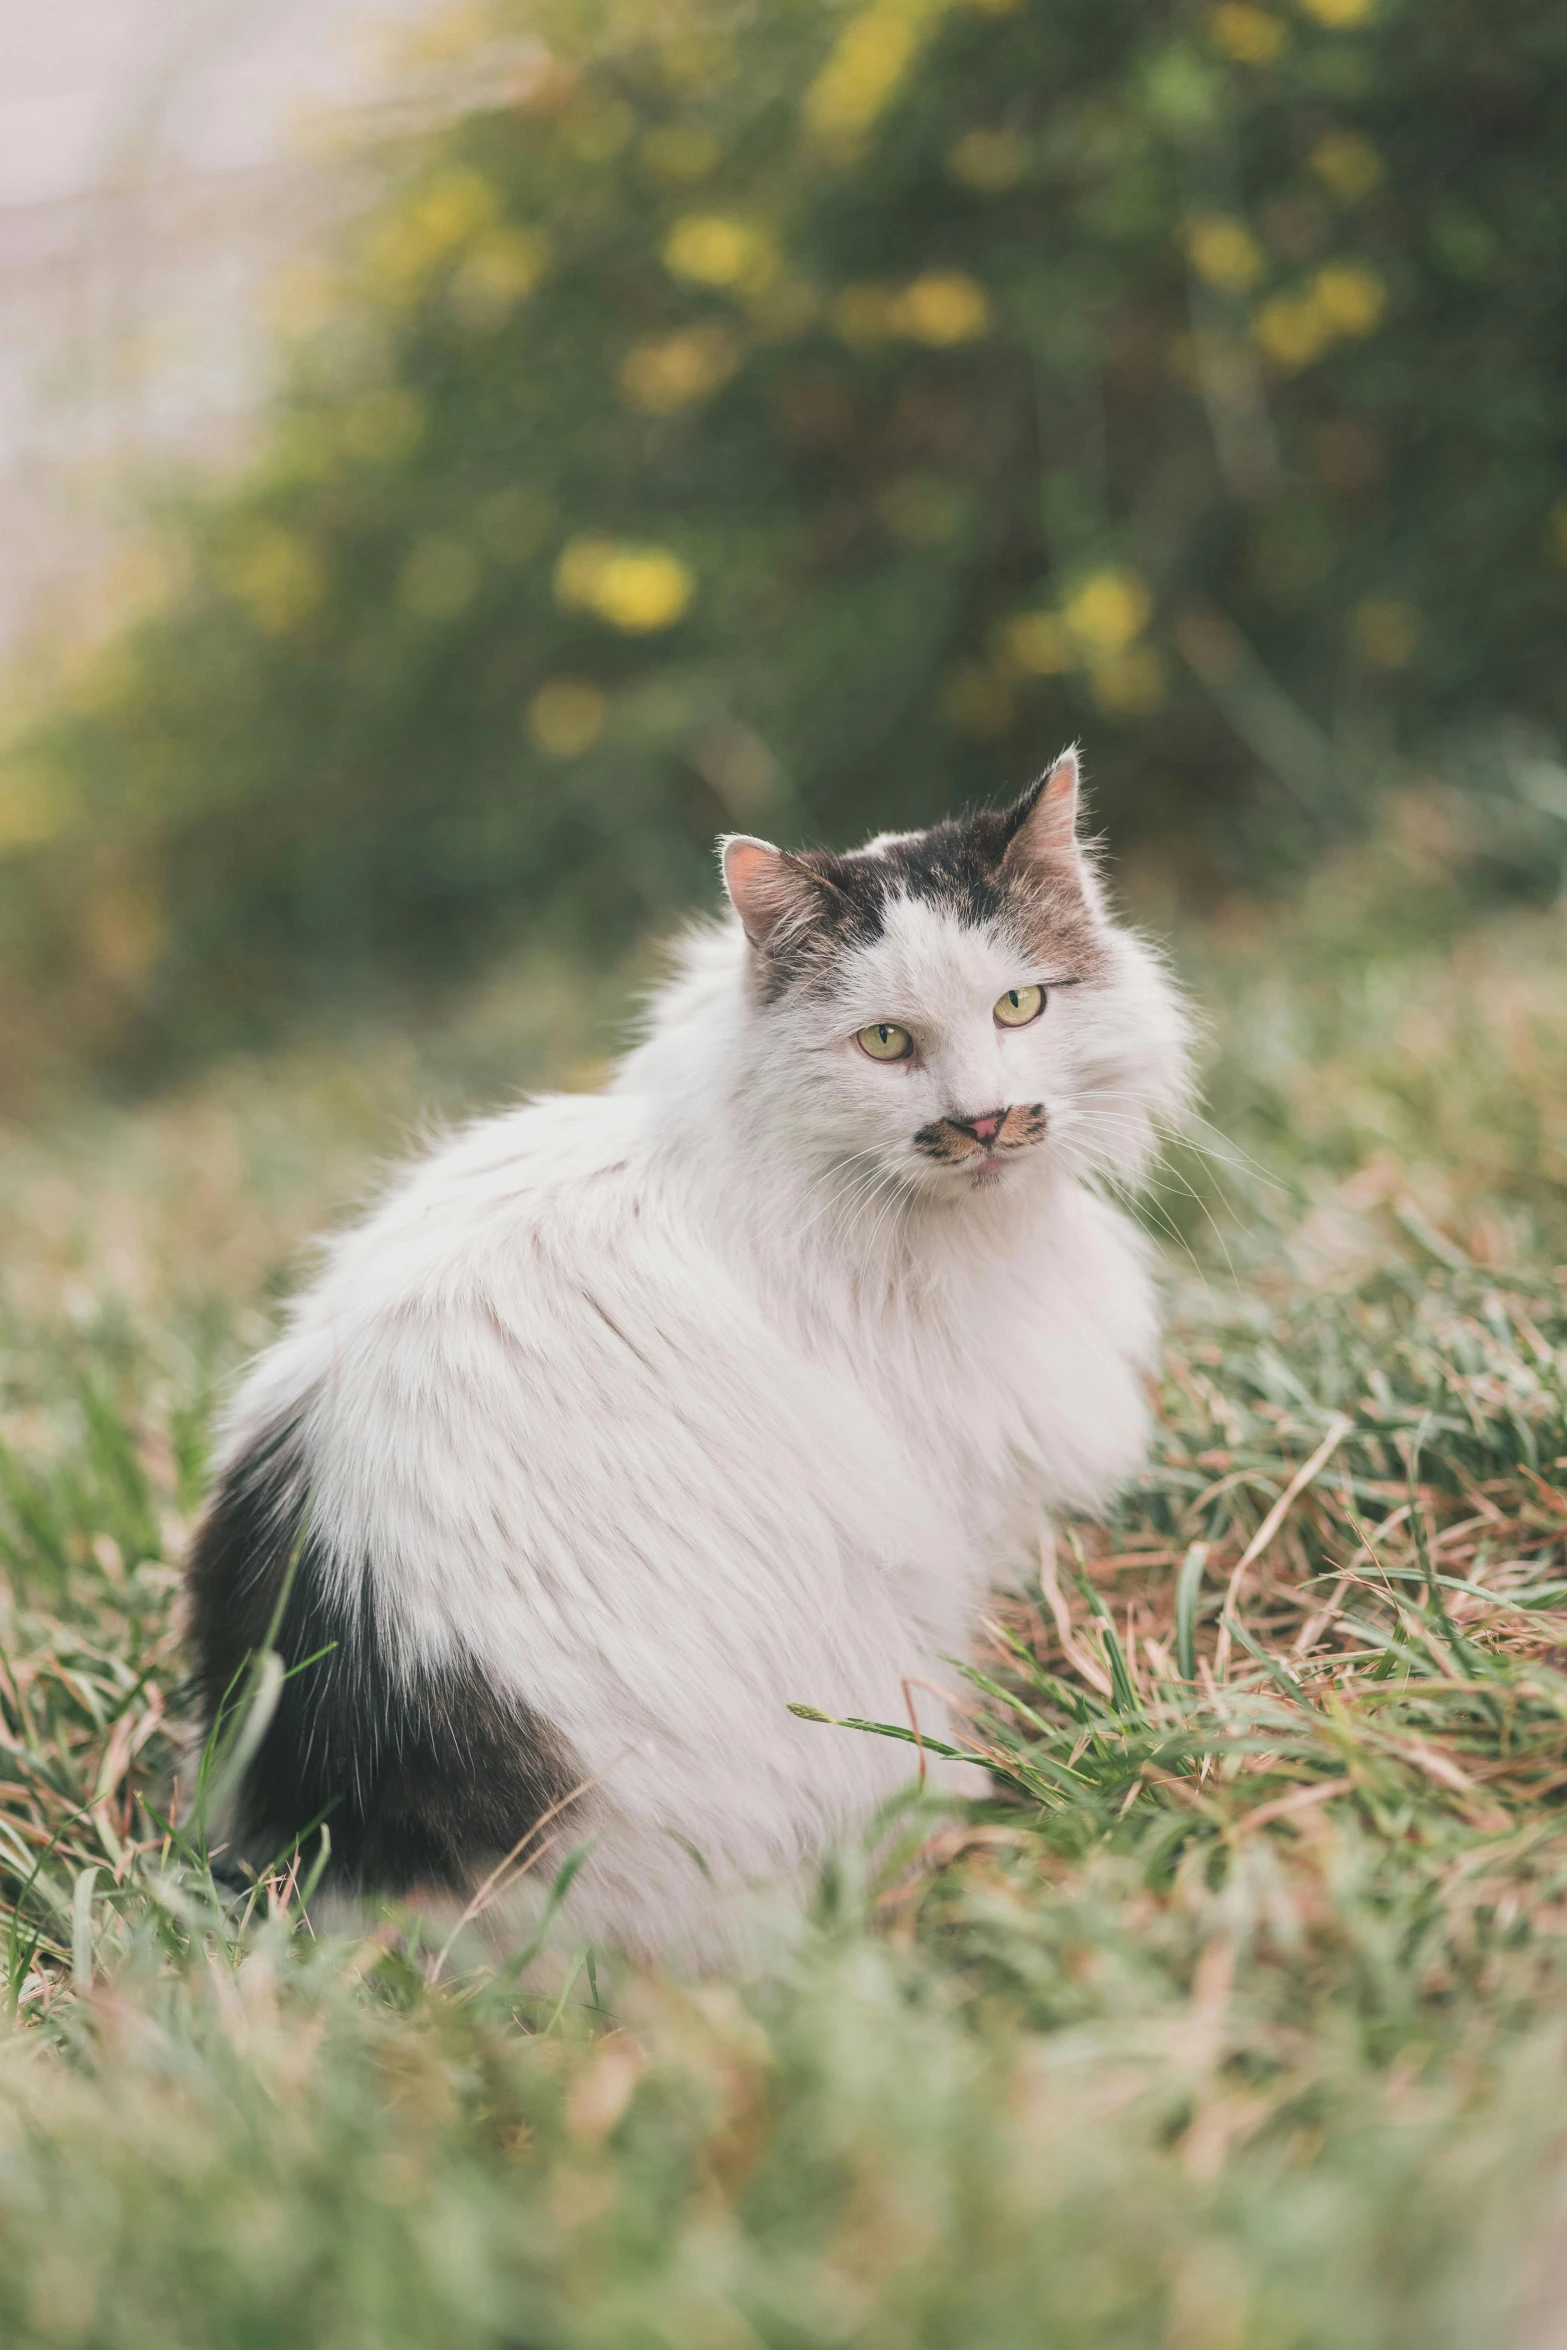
[721,836,833,955]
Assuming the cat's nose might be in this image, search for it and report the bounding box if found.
[953,1109,1005,1144]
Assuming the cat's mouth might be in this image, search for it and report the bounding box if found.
[912,1103,1049,1178]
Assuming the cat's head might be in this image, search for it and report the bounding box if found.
[719,750,1190,1202]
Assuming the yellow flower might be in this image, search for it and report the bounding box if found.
[1298,0,1374,22]
[1063,569,1152,656]
[1252,293,1332,371]
[946,127,1029,191]
[891,271,990,344]
[805,0,952,146]
[1309,131,1383,204]
[225,526,325,636]
[1089,646,1166,716]
[1183,214,1265,294]
[1208,5,1286,64]
[619,326,741,415]
[663,215,776,293]
[833,274,990,347]
[1353,599,1417,666]
[554,537,696,633]
[1251,265,1386,375]
[528,680,608,756]
[996,611,1075,675]
[1311,262,1387,336]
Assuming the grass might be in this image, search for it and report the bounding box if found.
[0,828,1564,2347]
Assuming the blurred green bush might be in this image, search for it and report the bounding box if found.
[4,0,1566,1076]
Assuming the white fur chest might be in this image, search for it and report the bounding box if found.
[743,1173,1160,1593]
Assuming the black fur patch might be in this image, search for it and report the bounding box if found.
[756,779,1103,1000]
[185,1409,579,1892]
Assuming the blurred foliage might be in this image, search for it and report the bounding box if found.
[4,0,1567,1077]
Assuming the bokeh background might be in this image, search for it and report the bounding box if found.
[3,0,1566,1097]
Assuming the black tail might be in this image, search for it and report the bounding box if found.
[184,1408,579,1891]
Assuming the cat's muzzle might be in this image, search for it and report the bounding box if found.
[911,1102,1049,1169]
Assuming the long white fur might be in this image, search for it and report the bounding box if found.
[213,757,1192,1957]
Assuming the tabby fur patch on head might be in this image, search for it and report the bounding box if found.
[723,750,1102,1004]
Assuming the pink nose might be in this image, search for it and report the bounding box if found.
[957,1110,1004,1144]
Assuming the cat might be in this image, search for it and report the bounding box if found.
[185,748,1191,1958]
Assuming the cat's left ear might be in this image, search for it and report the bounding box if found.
[1000,747,1081,874]
[721,835,837,954]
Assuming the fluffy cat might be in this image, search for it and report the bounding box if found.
[186,749,1191,1957]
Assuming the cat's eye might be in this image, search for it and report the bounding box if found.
[857,1021,914,1062]
[994,984,1046,1028]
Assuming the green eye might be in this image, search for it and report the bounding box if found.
[857,1021,914,1062]
[995,984,1045,1028]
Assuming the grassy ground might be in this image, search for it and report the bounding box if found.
[0,827,1564,2348]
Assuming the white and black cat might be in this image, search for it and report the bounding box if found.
[186,750,1191,1956]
